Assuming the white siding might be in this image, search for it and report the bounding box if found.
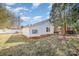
[29,20,54,37]
[29,25,40,37]
[22,27,30,37]
[22,20,54,37]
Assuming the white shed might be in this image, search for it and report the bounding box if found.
[22,19,54,37]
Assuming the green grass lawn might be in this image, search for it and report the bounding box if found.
[0,42,26,50]
[0,34,13,43]
[0,34,27,51]
[6,35,28,43]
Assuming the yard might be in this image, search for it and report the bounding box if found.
[0,34,26,51]
[0,34,79,56]
[0,34,13,43]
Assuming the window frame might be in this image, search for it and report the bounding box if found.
[46,27,50,32]
[32,29,38,34]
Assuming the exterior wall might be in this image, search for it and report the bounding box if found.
[39,21,54,35]
[22,20,54,37]
[22,27,30,37]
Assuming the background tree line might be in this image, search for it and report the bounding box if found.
[49,3,79,35]
[0,3,21,29]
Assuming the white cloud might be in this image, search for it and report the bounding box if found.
[33,16,42,20]
[48,3,52,9]
[20,16,30,21]
[6,6,11,10]
[47,16,49,19]
[6,6,14,12]
[6,3,16,6]
[14,7,29,12]
[32,3,41,9]
[31,16,45,24]
[19,13,24,15]
[47,12,50,15]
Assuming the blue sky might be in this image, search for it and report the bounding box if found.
[6,3,52,26]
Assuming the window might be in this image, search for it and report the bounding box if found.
[46,27,50,32]
[32,29,38,34]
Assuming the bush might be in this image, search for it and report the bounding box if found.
[0,35,79,56]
